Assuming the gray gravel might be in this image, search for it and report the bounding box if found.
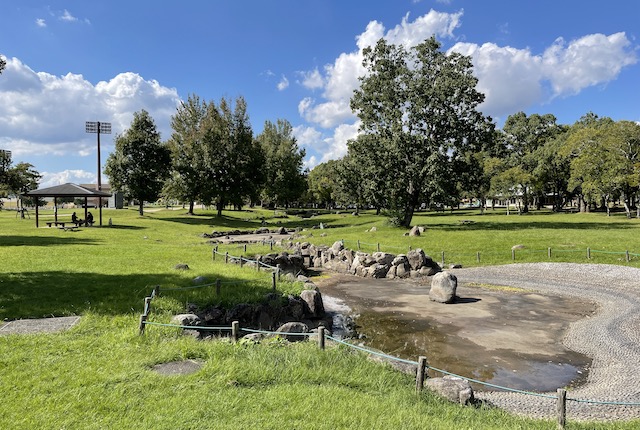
[454,263,640,422]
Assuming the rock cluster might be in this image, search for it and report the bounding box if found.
[285,241,442,279]
[170,279,329,341]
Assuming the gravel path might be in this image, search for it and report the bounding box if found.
[454,263,640,422]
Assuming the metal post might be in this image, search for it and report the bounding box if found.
[138,314,147,335]
[476,251,480,263]
[271,271,276,292]
[587,247,591,259]
[377,243,380,252]
[511,249,516,261]
[225,252,229,264]
[626,250,630,262]
[548,247,552,259]
[441,251,445,266]
[143,297,152,315]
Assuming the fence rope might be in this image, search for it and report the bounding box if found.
[213,248,279,271]
[141,320,640,407]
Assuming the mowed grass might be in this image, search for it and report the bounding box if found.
[1,206,639,429]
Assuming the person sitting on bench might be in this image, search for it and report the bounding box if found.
[71,212,79,224]
[86,211,94,226]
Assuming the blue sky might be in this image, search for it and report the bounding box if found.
[0,1,638,188]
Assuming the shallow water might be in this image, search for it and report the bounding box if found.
[318,274,593,392]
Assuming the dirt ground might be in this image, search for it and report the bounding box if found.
[314,272,596,391]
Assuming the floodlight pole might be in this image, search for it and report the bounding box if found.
[85,121,111,226]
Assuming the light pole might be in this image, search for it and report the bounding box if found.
[85,121,111,225]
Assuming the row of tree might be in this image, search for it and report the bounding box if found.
[0,151,41,208]
[104,97,307,216]
[304,37,640,226]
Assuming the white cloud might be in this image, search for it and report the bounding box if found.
[450,32,637,117]
[40,169,96,188]
[35,18,46,28]
[0,57,181,159]
[298,10,463,129]
[60,10,78,22]
[298,68,324,90]
[294,122,360,167]
[277,75,289,91]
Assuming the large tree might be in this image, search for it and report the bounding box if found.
[198,97,264,216]
[105,110,171,216]
[349,36,489,227]
[166,94,209,214]
[257,119,307,208]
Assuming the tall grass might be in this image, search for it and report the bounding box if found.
[1,206,638,429]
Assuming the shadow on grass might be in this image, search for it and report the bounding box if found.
[101,225,146,230]
[0,270,280,320]
[0,235,102,247]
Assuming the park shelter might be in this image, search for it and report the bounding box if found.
[23,183,112,228]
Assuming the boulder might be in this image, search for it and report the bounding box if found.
[174,263,190,270]
[409,226,421,237]
[429,271,457,304]
[391,255,408,266]
[367,264,390,278]
[300,289,325,318]
[171,313,201,326]
[275,322,309,342]
[331,240,344,254]
[276,226,288,235]
[192,276,208,284]
[395,262,410,278]
[425,376,475,405]
[385,265,397,279]
[286,295,306,320]
[255,227,270,234]
[372,252,394,266]
[406,248,427,270]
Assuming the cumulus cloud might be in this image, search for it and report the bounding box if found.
[298,10,463,129]
[293,121,359,168]
[450,31,637,117]
[40,169,96,188]
[36,18,46,28]
[0,57,181,161]
[298,68,324,90]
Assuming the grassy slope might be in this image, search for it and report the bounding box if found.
[0,206,638,429]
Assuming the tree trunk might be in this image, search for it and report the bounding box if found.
[188,200,195,215]
[216,200,223,217]
[138,202,144,216]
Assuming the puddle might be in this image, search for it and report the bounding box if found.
[316,274,593,392]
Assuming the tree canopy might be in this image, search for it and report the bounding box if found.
[104,110,171,216]
[348,36,490,227]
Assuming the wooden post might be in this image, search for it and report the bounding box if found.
[626,250,630,262]
[318,326,325,350]
[587,247,591,259]
[225,252,229,264]
[511,249,516,261]
[476,252,480,263]
[270,241,273,251]
[416,356,427,393]
[232,321,240,342]
[244,244,247,253]
[548,247,552,259]
[240,255,244,268]
[557,388,567,429]
[357,240,360,250]
[441,251,445,266]
[212,247,215,261]
[377,243,381,252]
[271,271,276,292]
[256,259,260,271]
[143,297,152,316]
[216,279,221,297]
[152,285,160,298]
[138,314,147,335]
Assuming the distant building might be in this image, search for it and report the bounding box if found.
[80,183,124,209]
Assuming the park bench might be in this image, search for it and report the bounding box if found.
[46,221,67,228]
[459,219,475,225]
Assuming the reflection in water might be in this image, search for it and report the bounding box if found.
[356,310,590,392]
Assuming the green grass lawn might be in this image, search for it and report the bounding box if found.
[1,206,638,429]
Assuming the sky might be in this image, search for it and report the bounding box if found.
[0,1,638,188]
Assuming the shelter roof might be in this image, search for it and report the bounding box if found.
[23,183,112,198]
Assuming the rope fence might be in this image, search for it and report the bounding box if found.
[138,290,640,429]
[340,239,639,267]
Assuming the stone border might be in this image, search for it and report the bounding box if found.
[0,316,81,335]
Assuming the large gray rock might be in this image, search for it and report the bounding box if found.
[372,252,394,266]
[406,248,427,270]
[300,289,325,318]
[429,271,457,303]
[331,240,344,255]
[367,264,390,278]
[275,322,309,342]
[425,376,475,405]
[409,226,421,236]
[171,313,201,326]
